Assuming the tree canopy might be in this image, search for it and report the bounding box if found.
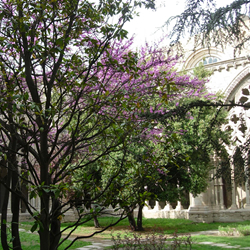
[166,0,250,52]
[0,0,221,249]
[71,64,231,232]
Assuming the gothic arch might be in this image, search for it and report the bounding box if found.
[221,72,250,211]
[184,47,223,69]
[224,67,250,102]
[223,68,250,149]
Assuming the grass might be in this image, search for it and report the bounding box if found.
[0,227,91,250]
[237,224,250,235]
[219,224,250,236]
[59,217,250,239]
[191,234,250,249]
[3,217,250,249]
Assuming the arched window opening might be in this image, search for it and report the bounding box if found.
[196,56,220,66]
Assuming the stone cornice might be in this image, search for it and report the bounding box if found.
[185,55,250,73]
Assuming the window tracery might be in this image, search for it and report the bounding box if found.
[225,76,250,147]
[196,56,220,67]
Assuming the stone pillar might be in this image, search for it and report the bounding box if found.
[229,179,238,209]
[244,182,250,208]
[163,202,172,211]
[153,201,161,211]
[31,198,35,211]
[214,178,220,210]
[175,201,183,211]
[188,193,212,222]
[63,204,76,222]
[143,200,152,211]
[244,162,250,209]
[7,193,11,213]
[37,196,40,210]
[218,178,225,210]
[30,196,40,212]
[188,193,209,211]
[229,161,238,210]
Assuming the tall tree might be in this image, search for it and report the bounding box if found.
[0,0,210,249]
[166,0,250,52]
[70,67,230,232]
[152,98,230,199]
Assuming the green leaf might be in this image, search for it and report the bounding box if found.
[10,236,15,243]
[54,189,61,199]
[97,62,103,67]
[37,220,44,232]
[29,190,37,200]
[30,222,38,233]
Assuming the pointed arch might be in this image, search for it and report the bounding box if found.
[224,67,250,102]
[184,47,223,69]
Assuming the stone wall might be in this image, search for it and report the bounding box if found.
[140,205,250,223]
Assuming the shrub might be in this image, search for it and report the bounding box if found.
[237,225,250,236]
[218,225,238,236]
[110,230,193,250]
[219,224,250,236]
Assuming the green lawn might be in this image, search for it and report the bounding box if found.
[60,217,250,238]
[2,218,250,249]
[191,234,250,249]
[0,229,91,250]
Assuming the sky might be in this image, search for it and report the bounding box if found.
[124,1,184,48]
[124,0,235,49]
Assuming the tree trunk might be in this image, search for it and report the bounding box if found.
[20,167,28,213]
[136,204,144,231]
[39,127,51,250]
[126,208,137,231]
[93,216,100,228]
[49,199,62,250]
[39,224,51,250]
[11,169,22,250]
[5,81,22,249]
[39,193,51,250]
[1,170,10,250]
[9,133,22,250]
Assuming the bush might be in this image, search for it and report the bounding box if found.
[110,230,193,250]
[218,225,238,236]
[237,225,250,236]
[219,224,250,236]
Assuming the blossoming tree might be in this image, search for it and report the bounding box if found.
[0,0,211,249]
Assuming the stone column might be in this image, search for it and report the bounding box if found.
[175,201,183,211]
[244,162,250,209]
[229,161,238,210]
[30,195,40,212]
[143,200,152,211]
[188,193,209,211]
[229,179,238,209]
[7,193,11,213]
[153,201,161,211]
[244,182,250,208]
[30,198,35,211]
[214,178,220,210]
[163,202,172,211]
[188,193,213,222]
[218,178,225,209]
